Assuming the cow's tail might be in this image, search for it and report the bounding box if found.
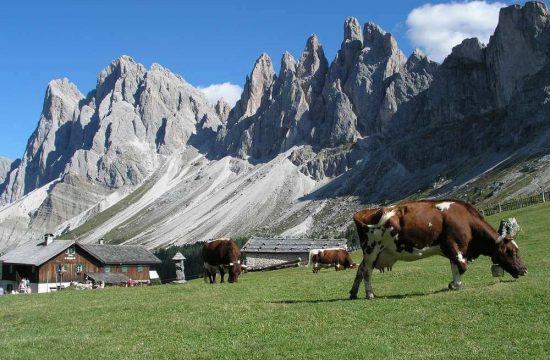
[307,250,314,266]
[308,249,323,266]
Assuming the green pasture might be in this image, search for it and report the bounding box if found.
[1,203,549,359]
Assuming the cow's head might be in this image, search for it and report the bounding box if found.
[493,236,527,278]
[226,260,242,283]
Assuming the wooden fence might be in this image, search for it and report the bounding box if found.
[477,190,548,217]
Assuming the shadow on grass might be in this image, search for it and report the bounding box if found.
[488,279,517,284]
[269,288,450,304]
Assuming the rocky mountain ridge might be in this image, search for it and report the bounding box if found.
[0,2,549,251]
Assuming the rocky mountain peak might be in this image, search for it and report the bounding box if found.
[280,51,297,75]
[0,156,13,184]
[214,98,231,122]
[96,55,146,106]
[445,38,485,66]
[297,34,328,104]
[297,34,328,79]
[238,53,276,117]
[363,21,400,57]
[487,1,550,107]
[405,48,436,72]
[344,17,362,43]
[42,78,84,123]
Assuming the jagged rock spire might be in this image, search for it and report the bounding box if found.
[297,34,328,104]
[297,34,327,79]
[280,51,297,75]
[239,53,276,117]
[364,22,400,57]
[215,98,231,122]
[344,17,362,43]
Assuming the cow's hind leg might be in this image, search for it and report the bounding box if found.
[363,266,375,299]
[448,261,463,290]
[349,259,366,299]
[349,246,379,300]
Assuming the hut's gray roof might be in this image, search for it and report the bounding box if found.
[172,252,186,261]
[0,240,75,266]
[78,244,161,265]
[241,238,347,254]
[85,272,130,284]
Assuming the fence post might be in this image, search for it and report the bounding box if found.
[498,203,502,213]
[543,191,546,203]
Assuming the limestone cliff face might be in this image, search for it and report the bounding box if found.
[0,79,84,204]
[1,56,222,206]
[0,157,14,184]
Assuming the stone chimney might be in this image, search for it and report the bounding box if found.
[44,233,54,246]
[99,238,105,245]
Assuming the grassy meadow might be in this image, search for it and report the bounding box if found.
[1,203,549,359]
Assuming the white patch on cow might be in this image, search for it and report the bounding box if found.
[379,210,396,226]
[456,252,466,264]
[428,222,433,227]
[511,240,519,249]
[436,202,454,211]
[397,245,442,261]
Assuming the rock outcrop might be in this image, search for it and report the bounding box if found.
[0,157,13,184]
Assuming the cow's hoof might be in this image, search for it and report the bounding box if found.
[366,292,375,300]
[448,282,462,291]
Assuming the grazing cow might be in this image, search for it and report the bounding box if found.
[308,248,357,273]
[349,199,527,300]
[202,239,242,283]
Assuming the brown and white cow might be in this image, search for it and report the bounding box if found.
[349,199,527,300]
[202,239,242,283]
[308,248,357,273]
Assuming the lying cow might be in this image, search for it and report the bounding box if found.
[308,248,357,273]
[203,239,242,283]
[349,199,527,300]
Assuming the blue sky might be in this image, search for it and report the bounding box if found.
[0,0,528,160]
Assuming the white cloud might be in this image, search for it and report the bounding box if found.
[406,1,506,62]
[198,82,242,107]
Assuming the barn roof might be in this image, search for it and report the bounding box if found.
[0,240,75,266]
[85,272,130,284]
[78,244,161,265]
[241,237,347,253]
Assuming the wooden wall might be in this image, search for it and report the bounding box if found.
[38,247,101,284]
[100,265,151,281]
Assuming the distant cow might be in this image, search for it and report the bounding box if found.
[349,199,527,300]
[203,239,242,283]
[308,248,357,273]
